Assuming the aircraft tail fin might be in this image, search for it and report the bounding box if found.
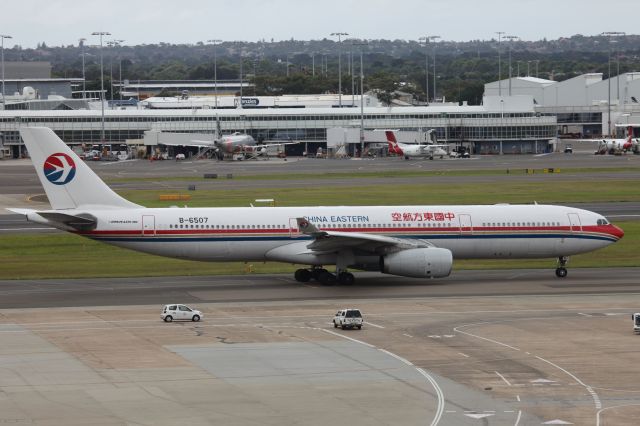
[19,127,141,210]
[385,130,403,155]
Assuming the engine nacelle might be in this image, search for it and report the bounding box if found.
[380,248,453,278]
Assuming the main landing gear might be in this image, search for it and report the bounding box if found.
[555,256,569,278]
[294,267,355,286]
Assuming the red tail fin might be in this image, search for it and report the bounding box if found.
[385,131,403,155]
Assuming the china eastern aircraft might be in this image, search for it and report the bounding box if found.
[10,127,624,284]
[386,130,449,159]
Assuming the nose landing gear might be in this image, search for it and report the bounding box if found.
[555,256,569,278]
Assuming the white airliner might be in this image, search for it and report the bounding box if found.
[162,124,297,160]
[591,126,638,155]
[10,127,624,284]
[386,130,449,159]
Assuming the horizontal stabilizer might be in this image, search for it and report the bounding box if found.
[36,212,97,230]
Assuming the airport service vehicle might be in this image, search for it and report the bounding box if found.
[632,313,640,333]
[161,304,202,322]
[564,145,573,154]
[386,130,449,160]
[10,128,624,285]
[333,309,363,329]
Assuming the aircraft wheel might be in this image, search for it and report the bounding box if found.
[294,268,312,282]
[317,270,336,286]
[555,267,568,278]
[337,272,355,285]
[311,268,328,280]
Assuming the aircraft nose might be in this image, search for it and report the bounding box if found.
[608,224,625,240]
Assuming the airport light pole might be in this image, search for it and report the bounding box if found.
[495,32,505,96]
[602,32,625,137]
[504,35,518,96]
[429,35,441,102]
[207,39,222,109]
[418,36,429,102]
[352,41,368,156]
[92,31,111,142]
[0,34,12,110]
[330,32,348,107]
[106,40,124,101]
[79,38,87,100]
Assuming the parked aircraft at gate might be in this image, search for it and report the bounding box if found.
[386,130,449,159]
[10,127,623,284]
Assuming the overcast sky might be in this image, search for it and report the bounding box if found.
[2,0,638,48]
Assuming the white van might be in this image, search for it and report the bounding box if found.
[633,313,640,333]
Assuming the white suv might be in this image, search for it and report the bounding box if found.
[333,309,363,330]
[161,304,202,322]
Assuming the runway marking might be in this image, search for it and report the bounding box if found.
[453,323,521,351]
[321,329,375,348]
[403,333,414,338]
[535,355,601,410]
[364,321,385,329]
[596,403,640,426]
[457,352,470,358]
[495,371,512,386]
[516,395,520,402]
[515,410,522,426]
[324,331,445,425]
[578,312,593,317]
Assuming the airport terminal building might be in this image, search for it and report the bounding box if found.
[485,73,640,138]
[0,95,556,157]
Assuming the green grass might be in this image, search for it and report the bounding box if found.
[119,179,640,208]
[105,166,640,184]
[1,221,637,280]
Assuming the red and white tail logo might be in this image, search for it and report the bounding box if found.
[385,130,403,155]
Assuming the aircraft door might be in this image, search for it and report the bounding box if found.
[142,215,156,236]
[567,213,581,233]
[459,214,473,234]
[289,218,301,238]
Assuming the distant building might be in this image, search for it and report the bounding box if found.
[485,73,640,137]
[0,61,82,105]
[120,80,252,100]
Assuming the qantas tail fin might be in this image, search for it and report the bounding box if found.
[385,130,403,155]
[19,127,141,210]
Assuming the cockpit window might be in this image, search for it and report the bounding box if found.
[597,218,610,226]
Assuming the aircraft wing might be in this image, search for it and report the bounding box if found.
[295,218,432,254]
[257,141,300,149]
[159,139,216,148]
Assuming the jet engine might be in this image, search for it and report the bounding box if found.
[380,248,452,278]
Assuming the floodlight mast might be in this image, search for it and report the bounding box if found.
[601,31,625,137]
[207,39,222,109]
[92,31,111,142]
[1,34,13,109]
[504,35,519,96]
[330,32,348,107]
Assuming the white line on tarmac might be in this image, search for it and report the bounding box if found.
[321,329,376,348]
[596,403,640,426]
[515,410,522,426]
[417,367,445,426]
[495,371,512,386]
[364,321,385,329]
[534,355,601,410]
[578,312,593,317]
[457,352,470,358]
[454,323,521,351]
[402,333,413,338]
